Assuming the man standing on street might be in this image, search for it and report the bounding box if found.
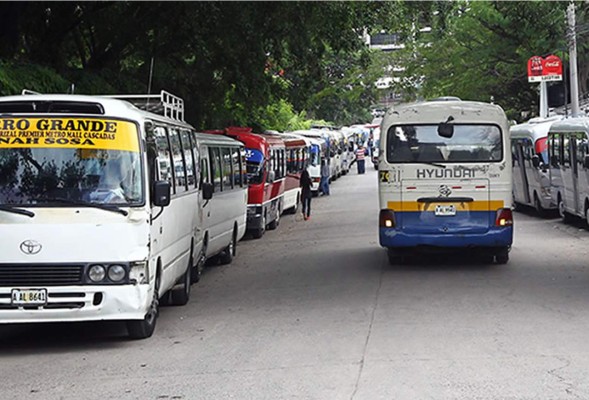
[355,143,367,174]
[320,159,330,196]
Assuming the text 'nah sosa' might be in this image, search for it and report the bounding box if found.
[0,118,139,152]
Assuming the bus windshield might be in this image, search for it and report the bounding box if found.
[309,145,320,166]
[386,124,503,163]
[0,148,143,205]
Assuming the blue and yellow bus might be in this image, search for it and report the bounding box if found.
[378,99,513,264]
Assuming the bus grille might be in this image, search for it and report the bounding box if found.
[0,264,84,287]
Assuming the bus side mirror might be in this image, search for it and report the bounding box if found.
[153,180,171,207]
[584,155,589,169]
[202,182,214,200]
[532,155,540,168]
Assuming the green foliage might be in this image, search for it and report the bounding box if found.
[0,62,69,95]
[2,1,585,127]
[401,1,569,121]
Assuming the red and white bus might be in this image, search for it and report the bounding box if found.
[280,133,311,214]
[209,127,286,238]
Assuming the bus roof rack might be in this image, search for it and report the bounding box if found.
[104,90,185,121]
[429,96,461,102]
[22,89,42,95]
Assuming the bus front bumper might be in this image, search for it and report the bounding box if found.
[0,285,151,323]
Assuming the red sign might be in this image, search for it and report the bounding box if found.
[528,55,563,82]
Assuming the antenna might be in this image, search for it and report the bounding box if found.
[147,57,155,97]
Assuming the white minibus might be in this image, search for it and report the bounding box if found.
[378,99,513,264]
[0,90,210,339]
[547,116,589,225]
[510,116,561,215]
[195,133,247,269]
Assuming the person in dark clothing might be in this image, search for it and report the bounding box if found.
[300,168,313,220]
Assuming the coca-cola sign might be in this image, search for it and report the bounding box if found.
[528,55,563,82]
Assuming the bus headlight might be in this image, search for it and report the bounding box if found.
[88,264,106,282]
[108,265,126,282]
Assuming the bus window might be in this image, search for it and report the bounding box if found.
[155,126,174,193]
[209,147,222,192]
[563,135,570,168]
[180,129,196,189]
[387,124,502,163]
[169,128,187,193]
[245,149,264,184]
[231,147,242,187]
[200,156,210,188]
[221,147,233,190]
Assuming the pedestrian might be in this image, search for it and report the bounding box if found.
[320,159,330,196]
[300,168,313,220]
[355,143,367,174]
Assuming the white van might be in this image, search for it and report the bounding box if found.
[547,116,589,224]
[195,133,247,270]
[510,116,561,214]
[0,90,209,339]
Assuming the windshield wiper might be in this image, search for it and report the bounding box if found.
[0,205,35,218]
[32,197,128,216]
[417,161,446,168]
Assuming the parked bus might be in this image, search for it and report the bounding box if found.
[510,116,561,215]
[209,127,286,238]
[281,133,310,214]
[195,132,247,269]
[0,90,211,339]
[547,116,589,225]
[291,130,328,194]
[378,99,513,264]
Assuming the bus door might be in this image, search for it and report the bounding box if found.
[399,177,492,235]
[512,140,529,204]
[562,135,579,214]
[577,133,589,209]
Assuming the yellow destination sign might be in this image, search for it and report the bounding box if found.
[0,118,139,152]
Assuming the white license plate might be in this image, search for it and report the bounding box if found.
[11,289,47,306]
[434,204,457,216]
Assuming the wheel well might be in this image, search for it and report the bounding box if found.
[155,258,163,298]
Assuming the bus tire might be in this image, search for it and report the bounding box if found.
[387,249,405,265]
[268,212,280,230]
[219,229,237,265]
[192,238,207,283]
[127,272,160,340]
[171,256,192,306]
[584,200,589,227]
[534,192,546,217]
[495,248,509,264]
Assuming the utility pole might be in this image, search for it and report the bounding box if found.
[567,2,580,117]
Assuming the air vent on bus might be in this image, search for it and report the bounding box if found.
[0,101,105,115]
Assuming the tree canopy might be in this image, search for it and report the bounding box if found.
[0,1,588,127]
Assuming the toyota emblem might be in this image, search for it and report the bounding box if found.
[20,240,42,255]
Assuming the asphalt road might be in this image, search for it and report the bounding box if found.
[2,167,589,400]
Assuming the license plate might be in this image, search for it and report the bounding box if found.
[11,289,47,306]
[435,204,456,216]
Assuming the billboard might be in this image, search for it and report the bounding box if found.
[528,55,563,82]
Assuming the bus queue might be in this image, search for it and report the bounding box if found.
[0,90,370,340]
